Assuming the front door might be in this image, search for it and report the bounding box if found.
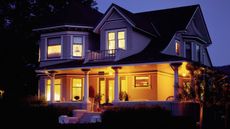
[99,78,114,104]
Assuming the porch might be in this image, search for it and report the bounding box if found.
[39,62,192,110]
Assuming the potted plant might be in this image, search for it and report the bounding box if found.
[119,91,129,101]
[94,94,102,112]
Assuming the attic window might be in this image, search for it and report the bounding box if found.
[47,37,61,59]
[175,40,180,56]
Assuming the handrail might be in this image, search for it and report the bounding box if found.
[87,49,118,61]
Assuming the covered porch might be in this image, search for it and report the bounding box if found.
[38,61,192,110]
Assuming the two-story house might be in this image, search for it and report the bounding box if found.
[34,2,212,112]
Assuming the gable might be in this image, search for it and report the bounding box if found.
[94,5,135,33]
[185,7,212,44]
[107,10,123,20]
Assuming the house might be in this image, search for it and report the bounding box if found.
[34,1,212,116]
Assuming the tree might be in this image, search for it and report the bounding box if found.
[0,0,98,99]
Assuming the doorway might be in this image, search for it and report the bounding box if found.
[99,78,114,104]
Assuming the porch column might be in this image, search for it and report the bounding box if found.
[112,66,122,103]
[82,69,90,103]
[170,63,182,101]
[49,71,57,103]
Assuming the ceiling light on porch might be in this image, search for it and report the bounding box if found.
[109,71,113,75]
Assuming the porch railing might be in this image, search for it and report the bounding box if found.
[86,49,122,62]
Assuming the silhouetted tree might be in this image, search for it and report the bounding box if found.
[0,0,97,99]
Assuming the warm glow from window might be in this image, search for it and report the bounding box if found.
[108,32,115,50]
[175,41,180,55]
[121,78,127,93]
[135,76,150,87]
[72,78,83,101]
[47,37,61,58]
[46,79,61,101]
[73,44,82,57]
[108,80,114,103]
[118,31,125,49]
[48,45,61,58]
[73,37,83,57]
[107,30,126,52]
[99,79,106,104]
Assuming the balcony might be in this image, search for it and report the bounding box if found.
[85,49,125,62]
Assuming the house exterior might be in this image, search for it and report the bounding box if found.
[34,2,212,114]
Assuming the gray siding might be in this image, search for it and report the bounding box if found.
[100,10,150,60]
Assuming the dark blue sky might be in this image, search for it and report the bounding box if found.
[96,0,230,66]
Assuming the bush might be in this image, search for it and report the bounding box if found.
[101,106,172,129]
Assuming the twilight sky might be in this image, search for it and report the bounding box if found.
[95,0,230,66]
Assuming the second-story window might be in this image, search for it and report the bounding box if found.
[175,40,180,56]
[195,44,201,62]
[47,37,61,59]
[73,36,83,57]
[185,42,192,60]
[107,29,126,52]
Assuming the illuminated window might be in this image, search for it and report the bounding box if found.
[47,37,61,59]
[120,77,127,92]
[118,31,126,49]
[107,29,126,52]
[175,41,180,55]
[135,76,150,87]
[72,78,83,101]
[46,79,61,101]
[73,36,83,57]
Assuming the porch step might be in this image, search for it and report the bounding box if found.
[58,109,87,124]
[78,112,102,123]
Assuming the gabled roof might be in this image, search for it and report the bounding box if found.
[36,1,103,29]
[94,4,199,51]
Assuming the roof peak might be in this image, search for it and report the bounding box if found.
[135,4,199,14]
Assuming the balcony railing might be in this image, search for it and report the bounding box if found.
[86,49,124,62]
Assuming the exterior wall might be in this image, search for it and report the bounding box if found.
[100,10,151,60]
[38,76,46,99]
[162,34,184,57]
[157,72,174,101]
[126,73,157,101]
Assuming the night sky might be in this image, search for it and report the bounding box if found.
[96,0,230,66]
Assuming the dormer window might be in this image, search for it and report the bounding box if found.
[47,37,61,59]
[175,40,180,56]
[107,29,126,52]
[72,36,83,57]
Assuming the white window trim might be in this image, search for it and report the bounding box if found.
[71,35,85,59]
[105,28,127,50]
[45,36,63,60]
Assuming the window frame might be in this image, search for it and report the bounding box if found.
[134,75,151,88]
[46,36,63,60]
[106,29,127,50]
[71,78,84,101]
[175,40,181,56]
[71,35,85,58]
[45,78,61,101]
